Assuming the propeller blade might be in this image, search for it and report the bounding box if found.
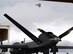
[4,14,42,44]
[59,27,73,39]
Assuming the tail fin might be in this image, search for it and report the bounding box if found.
[4,14,42,44]
[59,27,73,39]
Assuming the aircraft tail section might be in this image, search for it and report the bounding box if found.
[4,14,42,44]
[59,27,73,39]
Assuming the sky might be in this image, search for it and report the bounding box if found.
[0,0,73,54]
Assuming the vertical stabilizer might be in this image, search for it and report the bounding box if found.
[4,14,42,44]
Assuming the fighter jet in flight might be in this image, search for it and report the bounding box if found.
[35,3,41,7]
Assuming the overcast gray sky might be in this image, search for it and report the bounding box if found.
[0,0,73,53]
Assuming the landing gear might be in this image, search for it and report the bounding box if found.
[43,49,49,54]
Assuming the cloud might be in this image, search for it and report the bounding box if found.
[1,1,73,31]
[0,0,73,44]
[0,0,26,8]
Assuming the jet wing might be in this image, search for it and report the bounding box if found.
[57,46,73,49]
[40,0,73,3]
[0,45,36,53]
[0,45,28,48]
[4,14,42,44]
[0,45,73,49]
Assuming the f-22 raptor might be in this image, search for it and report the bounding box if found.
[35,3,41,7]
[1,13,73,54]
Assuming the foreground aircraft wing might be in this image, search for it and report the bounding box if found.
[40,0,73,3]
[0,45,28,48]
[0,45,73,53]
[57,46,73,49]
[0,45,73,49]
[4,14,42,44]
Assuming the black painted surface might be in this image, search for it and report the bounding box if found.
[4,14,42,44]
[40,0,73,3]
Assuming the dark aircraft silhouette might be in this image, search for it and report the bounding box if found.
[0,13,73,54]
[35,3,41,7]
[40,0,73,3]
